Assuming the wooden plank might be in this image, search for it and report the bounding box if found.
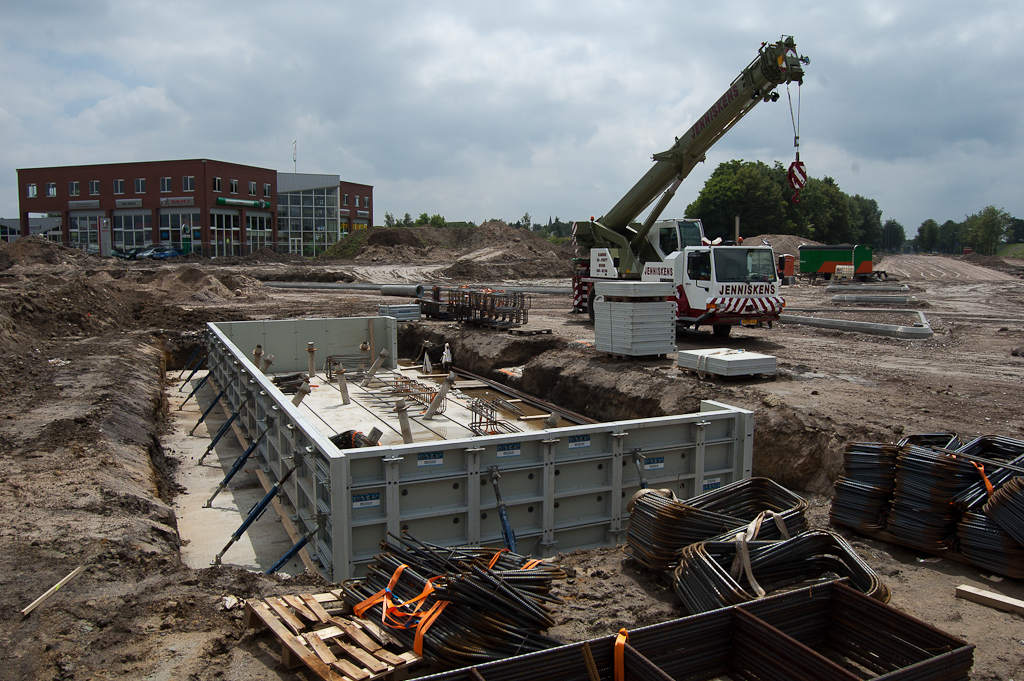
[266,596,307,636]
[955,584,1024,616]
[247,601,343,681]
[244,601,267,629]
[21,565,85,616]
[301,593,335,623]
[316,625,345,641]
[305,632,339,664]
[331,658,370,681]
[338,641,389,674]
[348,617,401,648]
[282,594,318,623]
[334,619,383,653]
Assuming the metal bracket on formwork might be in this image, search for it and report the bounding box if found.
[337,369,351,405]
[395,399,414,444]
[423,371,457,420]
[359,349,390,388]
[197,412,240,465]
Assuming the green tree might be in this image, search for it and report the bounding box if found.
[881,219,906,252]
[917,219,939,253]
[963,205,1011,255]
[936,220,961,253]
[384,212,396,228]
[428,214,447,229]
[416,213,430,226]
[1008,216,1024,243]
[849,195,883,247]
[685,160,793,241]
[401,212,414,227]
[520,212,532,230]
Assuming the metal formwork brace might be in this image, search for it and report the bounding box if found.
[178,372,209,408]
[204,421,272,507]
[189,387,227,434]
[489,466,517,553]
[177,346,205,381]
[213,465,297,565]
[265,523,319,575]
[197,412,239,465]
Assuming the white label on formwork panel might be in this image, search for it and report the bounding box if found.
[352,492,381,509]
[497,443,521,458]
[418,452,444,467]
[702,477,722,492]
[568,435,591,450]
[644,456,665,471]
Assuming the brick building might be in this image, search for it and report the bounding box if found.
[15,160,372,257]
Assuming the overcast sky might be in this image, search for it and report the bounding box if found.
[2,2,1022,235]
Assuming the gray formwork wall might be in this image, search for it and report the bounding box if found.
[205,319,754,581]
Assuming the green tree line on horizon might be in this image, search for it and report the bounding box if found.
[380,159,1021,254]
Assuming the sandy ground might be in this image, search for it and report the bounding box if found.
[0,232,1023,680]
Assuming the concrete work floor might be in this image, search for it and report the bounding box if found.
[167,372,305,576]
[289,362,566,445]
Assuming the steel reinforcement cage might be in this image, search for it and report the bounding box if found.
[204,318,754,580]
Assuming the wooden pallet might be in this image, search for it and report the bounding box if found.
[245,591,421,681]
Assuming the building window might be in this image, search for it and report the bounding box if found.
[248,181,257,196]
[134,178,146,194]
[230,179,238,194]
[183,176,195,192]
[46,182,57,197]
[89,180,100,195]
[213,177,222,192]
[343,194,348,206]
[354,196,360,208]
[113,179,125,195]
[264,183,271,197]
[364,196,370,208]
[69,181,80,196]
[160,177,172,193]
[26,183,37,198]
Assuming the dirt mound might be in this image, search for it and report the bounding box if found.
[441,259,495,280]
[367,229,424,249]
[962,252,1009,267]
[748,233,822,256]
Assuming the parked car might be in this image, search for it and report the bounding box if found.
[112,246,146,260]
[135,245,182,260]
[149,246,183,260]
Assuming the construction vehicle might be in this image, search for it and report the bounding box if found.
[798,244,882,282]
[572,37,807,336]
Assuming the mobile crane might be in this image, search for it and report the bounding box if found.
[572,36,808,336]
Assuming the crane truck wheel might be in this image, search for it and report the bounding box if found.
[712,324,732,338]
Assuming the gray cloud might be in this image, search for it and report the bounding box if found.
[3,2,1022,235]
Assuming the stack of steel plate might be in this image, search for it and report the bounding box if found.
[625,477,807,571]
[885,445,980,551]
[830,442,899,532]
[416,581,973,681]
[672,530,890,615]
[676,347,777,377]
[593,281,676,356]
[377,303,421,321]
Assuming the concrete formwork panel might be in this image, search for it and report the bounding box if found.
[205,318,754,580]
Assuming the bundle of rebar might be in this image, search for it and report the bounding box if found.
[625,477,808,571]
[829,442,898,532]
[885,445,981,551]
[338,533,566,669]
[983,476,1024,547]
[951,436,1024,510]
[955,510,1024,579]
[672,530,890,616]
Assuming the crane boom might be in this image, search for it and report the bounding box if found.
[581,37,806,266]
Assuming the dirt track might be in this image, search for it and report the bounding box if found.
[0,234,1022,680]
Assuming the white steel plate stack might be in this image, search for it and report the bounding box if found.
[377,303,421,322]
[677,348,777,377]
[593,281,676,356]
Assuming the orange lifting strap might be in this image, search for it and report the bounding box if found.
[614,628,629,681]
[969,461,995,496]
